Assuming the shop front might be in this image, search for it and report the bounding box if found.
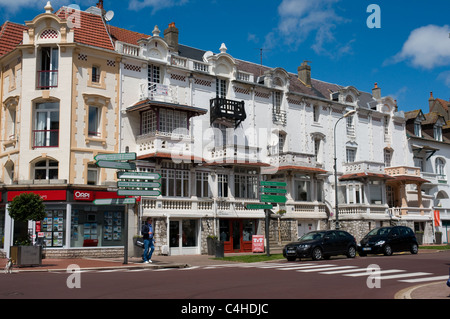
[169,219,200,256]
[219,219,258,253]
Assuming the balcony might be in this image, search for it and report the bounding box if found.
[210,97,246,128]
[33,130,59,148]
[37,70,58,89]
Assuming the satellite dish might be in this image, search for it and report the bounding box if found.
[104,10,115,22]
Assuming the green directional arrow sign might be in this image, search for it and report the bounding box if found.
[261,194,287,204]
[117,172,161,180]
[96,161,136,170]
[94,198,137,206]
[117,190,161,197]
[95,153,137,162]
[261,188,287,194]
[260,181,287,188]
[246,204,274,210]
[118,181,161,188]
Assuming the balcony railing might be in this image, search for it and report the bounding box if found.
[37,70,58,89]
[33,130,59,148]
[210,97,246,128]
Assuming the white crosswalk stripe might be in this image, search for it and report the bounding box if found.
[399,275,449,283]
[298,266,358,273]
[344,269,405,277]
[378,272,431,280]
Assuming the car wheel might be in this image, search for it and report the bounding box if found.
[383,244,393,256]
[287,257,297,262]
[410,243,419,255]
[347,246,356,258]
[311,247,323,261]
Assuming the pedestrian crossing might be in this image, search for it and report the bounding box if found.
[41,261,448,284]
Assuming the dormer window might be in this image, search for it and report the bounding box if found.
[434,124,443,142]
[414,119,422,137]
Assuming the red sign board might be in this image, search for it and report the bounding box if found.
[7,190,67,202]
[73,190,126,202]
[252,235,265,253]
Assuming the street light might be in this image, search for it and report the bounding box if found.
[334,109,356,230]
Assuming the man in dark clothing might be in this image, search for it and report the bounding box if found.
[142,217,155,263]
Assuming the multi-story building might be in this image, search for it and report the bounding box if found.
[0,2,436,259]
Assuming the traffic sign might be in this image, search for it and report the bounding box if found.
[261,188,287,194]
[117,190,161,197]
[95,153,137,162]
[260,181,287,187]
[94,198,137,206]
[246,204,274,210]
[118,181,161,188]
[117,172,161,180]
[96,161,136,170]
[261,195,287,204]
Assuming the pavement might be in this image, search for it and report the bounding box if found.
[2,250,449,300]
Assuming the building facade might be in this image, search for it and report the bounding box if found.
[0,2,440,259]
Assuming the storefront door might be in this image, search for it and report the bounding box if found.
[169,219,199,255]
[220,219,256,253]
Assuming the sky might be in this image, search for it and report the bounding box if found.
[1,0,449,114]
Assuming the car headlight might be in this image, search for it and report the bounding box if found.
[375,240,385,246]
[298,244,311,249]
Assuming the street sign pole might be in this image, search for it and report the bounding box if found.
[265,209,271,257]
[124,204,128,265]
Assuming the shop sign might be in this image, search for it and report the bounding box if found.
[74,190,94,201]
[252,235,265,253]
[7,190,67,202]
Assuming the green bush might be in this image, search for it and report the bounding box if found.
[8,193,46,222]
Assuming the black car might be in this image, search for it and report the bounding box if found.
[283,230,357,261]
[357,226,419,256]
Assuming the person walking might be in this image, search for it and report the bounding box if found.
[142,217,155,263]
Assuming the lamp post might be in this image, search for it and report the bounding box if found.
[334,110,356,230]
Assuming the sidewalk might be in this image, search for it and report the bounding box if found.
[2,251,449,300]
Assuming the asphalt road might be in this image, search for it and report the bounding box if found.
[0,251,448,315]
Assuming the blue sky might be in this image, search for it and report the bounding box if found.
[1,0,449,113]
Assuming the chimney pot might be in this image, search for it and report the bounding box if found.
[372,82,381,100]
[164,22,179,54]
[298,61,311,87]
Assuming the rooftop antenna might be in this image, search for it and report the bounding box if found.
[257,48,270,76]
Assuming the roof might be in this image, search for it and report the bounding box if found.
[109,25,149,46]
[128,99,208,115]
[0,21,27,58]
[340,172,394,182]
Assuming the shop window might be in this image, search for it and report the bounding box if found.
[170,220,198,248]
[70,206,125,248]
[34,159,59,180]
[38,207,66,247]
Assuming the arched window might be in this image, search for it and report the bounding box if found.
[34,159,59,180]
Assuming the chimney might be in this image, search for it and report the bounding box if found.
[298,61,311,87]
[372,83,381,100]
[164,22,179,54]
[97,0,104,9]
[429,91,435,112]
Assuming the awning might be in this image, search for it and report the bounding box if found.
[137,152,204,163]
[128,99,208,116]
[387,175,430,184]
[261,165,328,175]
[340,172,395,182]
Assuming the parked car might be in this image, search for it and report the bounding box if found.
[357,226,419,256]
[283,230,357,261]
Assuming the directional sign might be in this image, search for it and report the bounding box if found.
[96,161,136,170]
[117,190,161,197]
[94,198,137,206]
[118,181,161,188]
[261,195,288,204]
[246,204,274,210]
[260,181,287,187]
[261,188,287,194]
[117,172,161,180]
[95,153,137,162]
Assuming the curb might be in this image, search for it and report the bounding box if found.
[8,263,190,273]
[395,281,449,299]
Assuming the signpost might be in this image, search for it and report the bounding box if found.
[117,181,161,188]
[95,153,137,162]
[246,204,274,210]
[117,190,161,197]
[94,198,137,206]
[117,172,161,180]
[96,160,136,170]
[260,195,288,204]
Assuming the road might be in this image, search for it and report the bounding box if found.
[0,251,448,314]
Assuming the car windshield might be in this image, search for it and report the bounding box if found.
[367,227,391,236]
[300,231,326,241]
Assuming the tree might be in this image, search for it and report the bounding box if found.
[8,193,46,223]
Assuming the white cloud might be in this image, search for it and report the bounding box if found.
[438,71,450,88]
[128,0,188,13]
[266,0,350,56]
[388,24,450,69]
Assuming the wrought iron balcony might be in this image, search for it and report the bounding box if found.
[210,97,246,128]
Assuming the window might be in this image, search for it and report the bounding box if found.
[160,168,189,197]
[414,157,425,172]
[273,92,282,114]
[141,109,157,135]
[218,174,229,198]
[313,105,320,122]
[92,66,100,83]
[436,158,445,177]
[434,125,443,142]
[38,47,58,89]
[88,106,100,137]
[384,149,392,167]
[294,175,311,201]
[369,181,382,204]
[196,172,211,198]
[7,105,16,140]
[339,183,364,204]
[414,120,422,137]
[234,170,258,199]
[159,109,188,135]
[34,159,59,180]
[346,115,355,136]
[34,102,59,148]
[87,164,99,185]
[346,148,356,163]
[148,64,161,87]
[216,79,227,98]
